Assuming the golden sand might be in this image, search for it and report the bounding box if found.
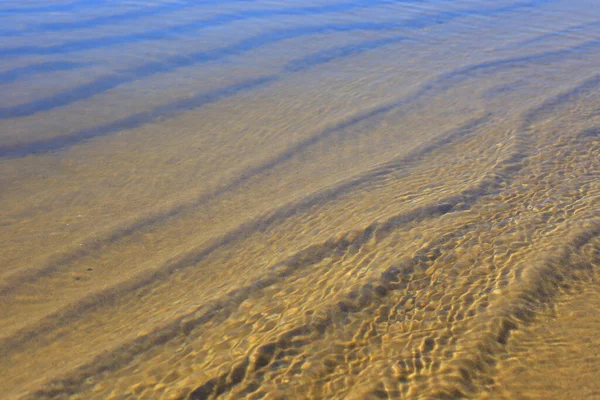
[1,0,600,398]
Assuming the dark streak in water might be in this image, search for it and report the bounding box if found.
[0,114,489,356]
[187,224,482,400]
[3,115,492,398]
[0,21,400,120]
[0,76,278,158]
[0,0,251,36]
[5,64,600,399]
[0,34,419,290]
[0,0,105,16]
[6,71,599,352]
[0,61,93,83]
[1,34,597,159]
[187,82,600,400]
[0,0,549,120]
[425,39,600,96]
[0,0,394,47]
[579,126,600,137]
[508,20,600,49]
[0,35,411,158]
[283,36,410,72]
[0,0,585,304]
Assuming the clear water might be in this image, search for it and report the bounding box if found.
[1,0,600,399]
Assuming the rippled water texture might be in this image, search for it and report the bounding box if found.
[1,0,600,398]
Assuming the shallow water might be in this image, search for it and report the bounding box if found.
[1,0,600,399]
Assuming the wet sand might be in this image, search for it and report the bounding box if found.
[1,0,600,398]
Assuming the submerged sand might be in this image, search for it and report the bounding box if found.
[1,0,600,398]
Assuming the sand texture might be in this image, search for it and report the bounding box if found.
[1,0,600,398]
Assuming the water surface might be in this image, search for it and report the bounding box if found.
[1,0,600,399]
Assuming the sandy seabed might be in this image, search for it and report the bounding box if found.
[1,0,600,398]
